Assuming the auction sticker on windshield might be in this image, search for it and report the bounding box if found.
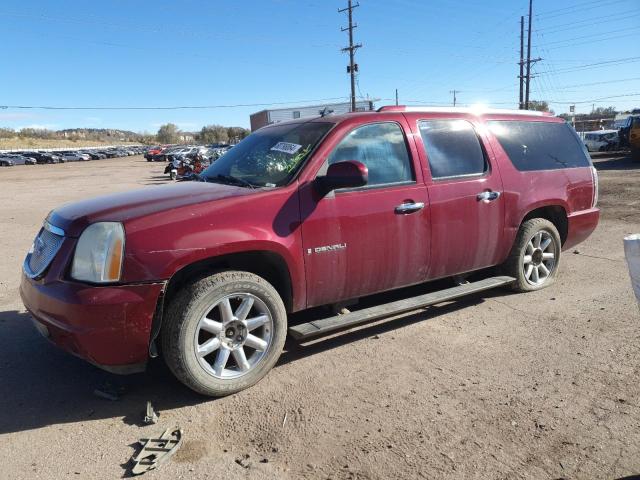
[270,142,302,155]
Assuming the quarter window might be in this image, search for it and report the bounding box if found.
[418,120,487,179]
[488,120,591,171]
[327,122,414,187]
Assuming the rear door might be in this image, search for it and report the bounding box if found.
[406,114,505,279]
[299,118,430,308]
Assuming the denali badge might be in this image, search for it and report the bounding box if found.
[307,243,347,255]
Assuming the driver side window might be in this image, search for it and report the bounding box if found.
[327,122,414,187]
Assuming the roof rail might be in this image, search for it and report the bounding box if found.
[377,105,552,116]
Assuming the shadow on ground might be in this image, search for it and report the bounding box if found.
[0,277,511,436]
[592,154,637,171]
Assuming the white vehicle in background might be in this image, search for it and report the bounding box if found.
[583,130,619,152]
[60,152,90,162]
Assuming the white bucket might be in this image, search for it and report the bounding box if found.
[624,234,640,308]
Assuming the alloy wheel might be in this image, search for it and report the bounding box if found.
[194,293,273,379]
[523,230,557,286]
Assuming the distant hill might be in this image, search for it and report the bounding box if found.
[57,128,143,142]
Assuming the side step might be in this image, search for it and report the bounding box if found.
[288,276,515,341]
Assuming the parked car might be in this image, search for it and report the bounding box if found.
[20,107,599,397]
[629,115,640,162]
[0,156,15,167]
[97,150,118,158]
[145,146,164,161]
[59,152,86,162]
[3,154,37,165]
[583,130,619,152]
[619,114,640,161]
[151,146,180,162]
[79,151,101,160]
[29,152,62,164]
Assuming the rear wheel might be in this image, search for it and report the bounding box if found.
[502,218,561,292]
[162,271,287,396]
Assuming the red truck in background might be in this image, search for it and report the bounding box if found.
[20,106,599,396]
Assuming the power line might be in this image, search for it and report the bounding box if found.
[554,77,640,89]
[536,0,632,18]
[541,32,637,50]
[535,56,640,75]
[537,12,640,35]
[547,93,640,105]
[538,10,640,32]
[0,96,352,111]
[541,27,638,46]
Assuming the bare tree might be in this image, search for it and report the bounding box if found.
[157,123,181,144]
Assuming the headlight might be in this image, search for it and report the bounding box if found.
[71,222,125,283]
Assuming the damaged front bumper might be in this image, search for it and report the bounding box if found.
[20,273,165,374]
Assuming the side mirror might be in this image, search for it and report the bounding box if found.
[316,160,368,194]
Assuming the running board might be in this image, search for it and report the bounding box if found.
[288,276,515,341]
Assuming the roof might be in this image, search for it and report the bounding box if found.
[377,105,553,116]
[255,105,561,131]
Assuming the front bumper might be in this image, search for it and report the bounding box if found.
[20,273,165,373]
[563,207,600,251]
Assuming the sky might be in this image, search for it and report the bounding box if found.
[1,0,639,132]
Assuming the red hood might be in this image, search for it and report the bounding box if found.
[48,181,254,237]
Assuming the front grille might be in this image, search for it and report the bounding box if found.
[25,223,65,278]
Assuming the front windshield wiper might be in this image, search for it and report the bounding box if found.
[208,174,258,189]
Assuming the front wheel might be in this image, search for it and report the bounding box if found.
[162,271,287,396]
[502,218,562,292]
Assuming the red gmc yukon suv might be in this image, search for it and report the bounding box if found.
[20,107,599,396]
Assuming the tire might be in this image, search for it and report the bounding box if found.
[162,271,287,396]
[631,148,640,163]
[502,218,562,292]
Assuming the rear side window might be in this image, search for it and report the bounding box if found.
[418,120,487,179]
[327,122,414,186]
[488,120,591,171]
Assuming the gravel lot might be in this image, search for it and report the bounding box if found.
[0,155,638,479]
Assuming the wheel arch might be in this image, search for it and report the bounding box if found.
[148,250,294,356]
[520,204,568,245]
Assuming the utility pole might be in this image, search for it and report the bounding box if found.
[525,0,533,109]
[519,16,524,109]
[340,0,362,112]
[395,88,399,106]
[523,0,542,109]
[450,90,460,107]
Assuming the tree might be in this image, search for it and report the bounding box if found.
[528,100,552,113]
[226,126,250,144]
[0,128,15,139]
[199,125,229,144]
[592,106,616,116]
[157,123,181,144]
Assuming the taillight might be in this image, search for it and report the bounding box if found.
[590,166,599,208]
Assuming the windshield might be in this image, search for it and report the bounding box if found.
[201,121,333,187]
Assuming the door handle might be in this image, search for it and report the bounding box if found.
[395,202,425,214]
[477,191,501,202]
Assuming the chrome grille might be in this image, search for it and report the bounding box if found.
[24,222,65,278]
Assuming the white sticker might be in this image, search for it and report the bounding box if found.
[270,142,302,155]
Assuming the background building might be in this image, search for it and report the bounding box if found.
[250,100,376,131]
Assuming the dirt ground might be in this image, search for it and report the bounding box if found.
[0,155,638,480]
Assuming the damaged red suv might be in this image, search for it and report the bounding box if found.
[21,106,599,396]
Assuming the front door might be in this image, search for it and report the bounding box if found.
[299,120,430,309]
[408,116,505,279]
